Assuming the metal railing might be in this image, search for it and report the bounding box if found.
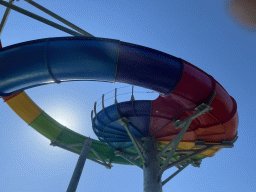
[91,85,159,119]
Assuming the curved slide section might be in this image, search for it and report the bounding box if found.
[92,100,152,150]
[2,91,136,166]
[150,60,238,143]
[0,36,183,97]
[1,37,238,166]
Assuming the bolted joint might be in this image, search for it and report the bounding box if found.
[114,150,121,156]
[191,160,202,168]
[173,120,183,129]
[195,103,212,113]
[118,117,130,126]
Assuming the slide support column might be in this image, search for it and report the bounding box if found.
[66,138,92,192]
[143,137,162,192]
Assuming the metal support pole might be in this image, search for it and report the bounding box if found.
[131,86,135,101]
[143,137,162,192]
[50,141,112,168]
[66,138,92,192]
[0,40,2,99]
[24,0,93,37]
[0,0,14,36]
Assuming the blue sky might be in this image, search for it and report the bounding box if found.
[0,0,256,191]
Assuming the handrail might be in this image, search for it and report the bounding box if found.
[92,86,158,118]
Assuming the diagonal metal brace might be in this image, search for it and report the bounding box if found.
[156,119,192,160]
[157,103,212,160]
[157,103,213,177]
[0,0,82,36]
[174,103,212,129]
[24,0,93,37]
[162,162,191,186]
[0,0,14,36]
[165,145,214,171]
[134,136,146,153]
[50,141,113,169]
[90,148,112,169]
[118,117,146,162]
[115,151,143,169]
[158,119,192,177]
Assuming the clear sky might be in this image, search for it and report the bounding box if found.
[0,0,255,192]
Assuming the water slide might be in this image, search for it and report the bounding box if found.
[0,36,238,166]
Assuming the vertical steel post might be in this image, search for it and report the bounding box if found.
[66,138,92,192]
[143,137,162,192]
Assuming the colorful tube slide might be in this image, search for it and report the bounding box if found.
[0,37,238,166]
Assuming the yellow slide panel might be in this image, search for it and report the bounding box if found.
[5,92,43,124]
[159,141,222,157]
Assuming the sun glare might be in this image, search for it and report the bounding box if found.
[25,100,91,162]
[44,103,86,135]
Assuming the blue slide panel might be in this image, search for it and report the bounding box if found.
[0,37,119,96]
[93,118,128,136]
[0,40,53,95]
[47,37,119,82]
[93,121,128,136]
[0,37,184,97]
[116,41,184,96]
[108,141,133,150]
[92,100,152,150]
[104,104,120,122]
[117,100,152,137]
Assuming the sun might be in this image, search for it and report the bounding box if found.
[43,102,85,134]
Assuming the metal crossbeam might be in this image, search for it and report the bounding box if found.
[173,103,212,129]
[90,148,112,169]
[24,0,93,37]
[173,150,199,153]
[118,117,146,162]
[65,143,83,147]
[62,143,112,169]
[134,136,146,153]
[50,141,112,169]
[162,162,190,186]
[165,145,214,170]
[0,0,14,36]
[133,154,141,161]
[194,139,236,148]
[0,0,82,36]
[157,139,175,159]
[115,151,143,169]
